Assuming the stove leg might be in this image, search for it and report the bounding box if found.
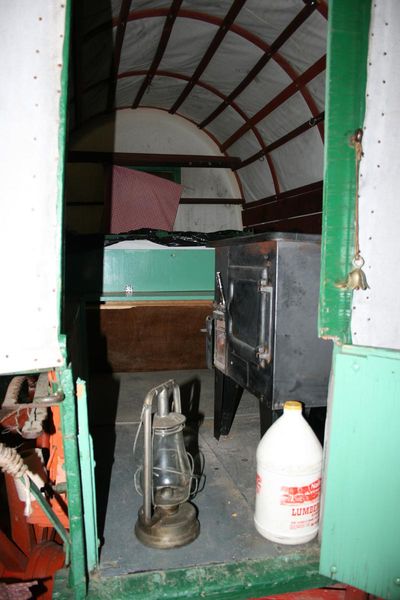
[214,370,243,439]
[258,399,273,438]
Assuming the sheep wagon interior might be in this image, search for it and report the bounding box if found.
[1,1,398,600]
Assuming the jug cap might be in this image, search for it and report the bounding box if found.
[283,400,302,411]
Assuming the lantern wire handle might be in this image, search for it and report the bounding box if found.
[132,403,147,496]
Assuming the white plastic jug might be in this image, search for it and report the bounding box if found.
[254,400,323,544]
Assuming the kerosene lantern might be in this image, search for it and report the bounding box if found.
[134,380,200,548]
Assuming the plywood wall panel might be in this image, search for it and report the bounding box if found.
[86,302,213,372]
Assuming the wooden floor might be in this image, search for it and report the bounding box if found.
[89,369,318,577]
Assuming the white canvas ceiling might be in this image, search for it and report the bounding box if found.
[72,0,327,203]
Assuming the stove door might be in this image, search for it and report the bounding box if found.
[227,265,273,370]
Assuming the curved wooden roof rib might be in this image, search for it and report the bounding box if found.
[237,111,325,170]
[132,0,184,109]
[118,69,280,193]
[200,0,320,129]
[169,0,248,115]
[221,55,326,151]
[316,0,328,19]
[79,3,329,196]
[107,0,134,111]
[86,8,324,141]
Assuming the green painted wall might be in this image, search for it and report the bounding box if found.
[320,345,400,599]
[54,547,329,600]
[102,248,215,297]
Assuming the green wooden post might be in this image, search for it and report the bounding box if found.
[58,0,72,354]
[318,2,400,597]
[59,365,88,599]
[76,378,99,574]
[318,0,371,343]
[57,1,88,596]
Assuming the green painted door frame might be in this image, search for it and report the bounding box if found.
[319,2,400,598]
[58,0,400,598]
[319,0,371,343]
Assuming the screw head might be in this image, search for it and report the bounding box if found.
[394,577,400,586]
[330,565,337,575]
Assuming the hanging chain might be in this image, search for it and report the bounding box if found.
[353,128,363,261]
[335,128,369,291]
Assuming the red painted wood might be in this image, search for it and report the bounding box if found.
[67,198,244,206]
[107,0,133,110]
[238,112,324,169]
[170,0,247,114]
[242,180,323,234]
[132,0,183,108]
[179,198,244,205]
[118,69,265,149]
[83,8,322,136]
[68,151,242,169]
[200,1,319,128]
[316,1,329,19]
[120,69,279,193]
[252,584,371,600]
[247,213,322,234]
[242,189,322,226]
[245,181,323,208]
[221,56,326,151]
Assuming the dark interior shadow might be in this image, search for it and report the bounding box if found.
[87,372,120,547]
[305,406,327,445]
[64,0,119,555]
[179,377,206,496]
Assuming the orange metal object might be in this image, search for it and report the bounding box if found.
[26,407,69,529]
[1,474,65,599]
[253,585,382,600]
[0,373,67,598]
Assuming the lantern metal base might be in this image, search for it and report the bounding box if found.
[135,503,200,549]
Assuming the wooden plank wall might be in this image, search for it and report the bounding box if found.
[86,301,213,372]
[242,181,323,234]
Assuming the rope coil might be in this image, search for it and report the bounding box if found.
[0,442,28,479]
[0,442,32,516]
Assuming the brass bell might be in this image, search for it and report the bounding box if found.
[335,257,369,291]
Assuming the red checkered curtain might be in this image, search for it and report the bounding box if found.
[109,166,183,233]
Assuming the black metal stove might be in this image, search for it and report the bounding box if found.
[209,233,332,438]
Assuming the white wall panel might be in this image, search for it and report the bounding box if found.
[201,31,263,97]
[178,87,224,124]
[119,18,165,73]
[352,1,400,350]
[235,60,292,118]
[158,18,217,76]
[238,161,276,203]
[257,92,312,145]
[279,10,327,73]
[0,2,67,373]
[115,76,144,107]
[69,109,242,232]
[270,127,323,192]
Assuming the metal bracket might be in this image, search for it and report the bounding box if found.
[0,373,64,422]
[257,345,272,367]
[33,372,64,406]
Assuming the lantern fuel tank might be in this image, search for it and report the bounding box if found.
[254,401,322,545]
